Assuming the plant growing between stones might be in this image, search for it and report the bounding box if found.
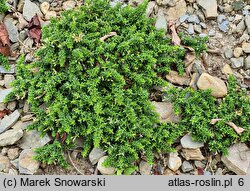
[6,0,186,172]
[0,0,8,14]
[5,0,249,173]
[165,75,250,155]
[0,54,10,70]
[179,32,208,56]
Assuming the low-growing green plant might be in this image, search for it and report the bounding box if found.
[0,0,8,14]
[6,0,186,172]
[6,0,248,174]
[179,32,208,56]
[164,75,250,155]
[0,54,10,70]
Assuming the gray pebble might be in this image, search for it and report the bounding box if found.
[230,57,244,68]
[188,24,194,35]
[179,14,189,23]
[244,56,250,69]
[188,14,200,24]
[194,24,202,33]
[204,171,212,175]
[219,20,229,32]
[224,48,233,59]
[200,22,207,29]
[181,161,194,173]
[199,33,208,38]
[243,9,249,16]
[208,28,216,36]
[217,15,226,23]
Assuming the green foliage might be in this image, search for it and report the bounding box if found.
[179,32,208,56]
[165,75,250,155]
[7,0,186,172]
[0,54,10,71]
[33,141,69,168]
[0,0,8,13]
[8,0,245,173]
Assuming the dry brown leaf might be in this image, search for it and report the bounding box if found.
[210,118,245,135]
[168,21,181,46]
[0,22,11,56]
[0,23,10,46]
[210,118,222,125]
[61,132,67,143]
[0,109,11,119]
[226,122,245,135]
[100,32,117,42]
[28,14,42,44]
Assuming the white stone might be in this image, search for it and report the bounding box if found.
[167,152,182,171]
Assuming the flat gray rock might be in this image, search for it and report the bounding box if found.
[197,0,218,18]
[245,15,250,34]
[219,20,229,32]
[3,16,19,43]
[19,149,40,174]
[23,0,43,22]
[0,88,13,103]
[89,148,106,165]
[221,143,250,175]
[0,155,11,173]
[139,160,152,175]
[0,129,23,147]
[155,8,167,32]
[188,14,200,24]
[18,130,51,149]
[179,14,189,23]
[152,101,180,123]
[181,161,194,172]
[245,56,250,69]
[0,110,20,134]
[224,48,233,59]
[230,57,244,68]
[181,134,204,149]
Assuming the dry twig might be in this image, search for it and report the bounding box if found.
[100,32,117,42]
[67,151,85,175]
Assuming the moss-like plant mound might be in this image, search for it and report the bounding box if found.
[7,0,250,174]
[8,0,186,172]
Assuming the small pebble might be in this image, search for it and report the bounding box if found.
[179,14,189,23]
[243,9,249,16]
[208,28,216,36]
[188,24,194,35]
